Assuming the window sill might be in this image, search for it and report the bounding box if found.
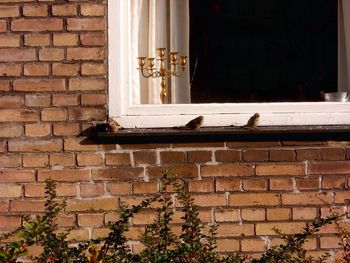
[83,125,350,144]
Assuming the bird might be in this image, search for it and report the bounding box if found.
[242,113,260,129]
[79,118,122,136]
[105,118,122,132]
[184,115,204,130]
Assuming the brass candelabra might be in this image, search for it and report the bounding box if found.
[137,48,187,104]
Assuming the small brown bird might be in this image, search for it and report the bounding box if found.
[184,115,204,130]
[106,118,122,132]
[242,113,260,129]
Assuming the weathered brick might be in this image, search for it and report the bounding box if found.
[53,123,80,136]
[256,222,305,235]
[0,80,9,91]
[25,123,51,137]
[81,63,106,76]
[92,167,143,181]
[192,194,226,207]
[217,224,254,237]
[50,153,75,167]
[243,149,269,161]
[269,149,296,161]
[229,193,280,207]
[0,20,5,32]
[107,182,132,195]
[0,216,21,228]
[23,4,48,17]
[64,137,115,151]
[24,34,50,46]
[269,178,294,191]
[66,229,89,242]
[322,175,346,189]
[67,47,105,60]
[241,239,265,252]
[216,239,240,252]
[0,155,21,167]
[256,163,306,176]
[0,170,35,183]
[242,179,266,191]
[0,124,23,138]
[25,183,76,197]
[78,214,103,227]
[10,200,45,212]
[132,211,157,225]
[14,79,65,92]
[0,35,20,47]
[25,94,50,107]
[0,6,19,18]
[227,141,281,148]
[293,207,317,220]
[215,208,239,222]
[81,93,106,105]
[308,161,350,175]
[0,48,36,62]
[188,179,214,193]
[23,154,48,167]
[24,63,49,76]
[0,201,9,212]
[187,150,212,163]
[11,18,63,31]
[241,208,265,221]
[80,4,105,16]
[41,108,66,121]
[106,153,130,165]
[77,153,103,166]
[80,183,104,197]
[0,109,39,122]
[53,33,78,46]
[215,150,241,162]
[52,4,77,16]
[67,18,105,31]
[267,208,291,221]
[38,169,90,182]
[134,151,157,164]
[69,78,106,91]
[68,107,105,121]
[80,32,105,46]
[39,48,64,61]
[147,165,197,180]
[296,178,319,190]
[66,198,117,212]
[9,139,62,152]
[201,164,253,177]
[0,63,21,76]
[133,181,157,194]
[0,184,22,198]
[215,178,240,192]
[52,63,79,76]
[282,192,332,205]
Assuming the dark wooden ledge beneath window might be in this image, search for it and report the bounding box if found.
[82,125,350,144]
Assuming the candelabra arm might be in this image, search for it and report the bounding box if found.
[160,76,167,104]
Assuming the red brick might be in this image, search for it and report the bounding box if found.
[39,48,64,61]
[0,80,9,91]
[0,201,9,212]
[242,179,266,191]
[9,139,62,152]
[25,123,51,137]
[216,239,240,252]
[132,211,157,225]
[52,63,79,76]
[92,167,143,181]
[77,153,103,166]
[269,178,294,191]
[322,175,346,189]
[0,155,21,167]
[0,48,36,62]
[241,208,265,221]
[10,200,45,212]
[293,207,317,220]
[11,18,63,31]
[296,178,319,190]
[256,163,306,176]
[68,107,105,121]
[188,179,214,193]
[0,124,23,138]
[69,78,106,91]
[25,94,50,107]
[53,33,78,46]
[187,150,212,163]
[256,222,305,235]
[66,198,117,212]
[24,63,49,76]
[192,194,226,207]
[147,165,197,180]
[320,236,341,249]
[0,35,20,47]
[23,153,48,167]
[215,208,239,222]
[24,33,50,46]
[0,170,35,183]
[106,153,130,165]
[41,108,66,121]
[335,191,350,203]
[227,141,281,148]
[241,239,265,252]
[67,47,105,61]
[0,216,21,228]
[80,183,104,197]
[81,63,106,76]
[67,18,105,31]
[52,4,77,16]
[215,150,241,162]
[78,214,103,227]
[243,149,268,161]
[0,109,39,122]
[267,208,291,221]
[230,193,280,206]
[308,161,350,175]
[297,147,345,161]
[107,182,131,195]
[25,183,76,197]
[0,184,22,198]
[0,6,19,18]
[0,20,6,32]
[282,192,332,205]
[201,164,253,177]
[66,229,89,242]
[160,151,185,163]
[23,4,48,17]
[38,169,90,182]
[52,94,79,106]
[133,151,157,164]
[55,214,75,227]
[217,224,254,237]
[53,123,80,136]
[215,178,240,192]
[269,149,296,161]
[14,79,65,92]
[0,63,21,76]
[80,4,105,16]
[64,137,115,151]
[133,181,157,194]
[81,93,106,106]
[50,153,75,167]
[80,32,105,46]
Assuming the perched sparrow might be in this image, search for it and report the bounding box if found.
[242,113,260,129]
[184,115,204,130]
[106,118,122,132]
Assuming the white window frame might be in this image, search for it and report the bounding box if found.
[108,1,350,129]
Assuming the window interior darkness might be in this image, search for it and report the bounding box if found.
[189,0,338,103]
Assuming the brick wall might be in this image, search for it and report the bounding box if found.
[0,0,349,260]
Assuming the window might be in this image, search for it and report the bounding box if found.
[108,0,350,128]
